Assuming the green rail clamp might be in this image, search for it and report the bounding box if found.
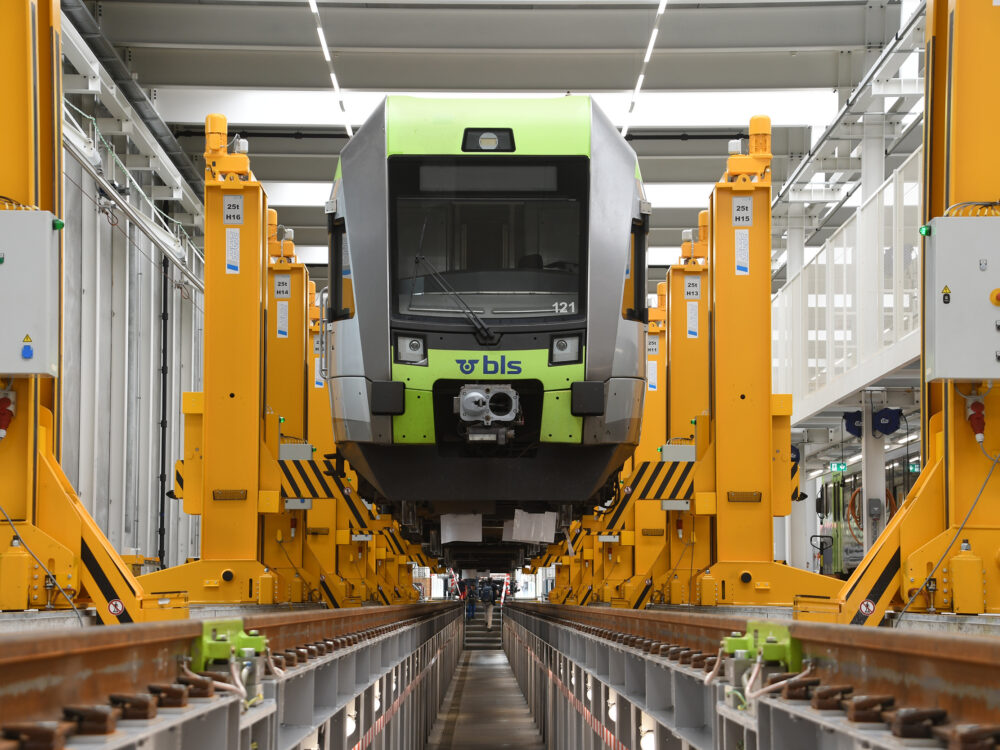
[191,618,267,672]
[722,620,801,672]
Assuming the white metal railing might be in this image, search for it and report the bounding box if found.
[773,148,922,424]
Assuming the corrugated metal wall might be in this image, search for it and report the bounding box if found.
[61,149,203,567]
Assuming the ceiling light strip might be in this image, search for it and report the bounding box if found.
[307,0,352,137]
[623,0,669,136]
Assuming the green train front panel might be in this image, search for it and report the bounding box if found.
[391,347,584,444]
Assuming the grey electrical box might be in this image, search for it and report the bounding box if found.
[0,211,60,376]
[925,217,1000,382]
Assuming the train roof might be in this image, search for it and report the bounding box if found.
[384,95,593,157]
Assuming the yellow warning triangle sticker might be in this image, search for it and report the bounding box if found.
[941,286,951,294]
[22,334,31,343]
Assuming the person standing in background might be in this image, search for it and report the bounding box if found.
[483,580,496,630]
[465,586,477,621]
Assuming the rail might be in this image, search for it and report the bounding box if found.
[0,602,462,749]
[506,602,1000,748]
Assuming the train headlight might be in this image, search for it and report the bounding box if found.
[395,334,427,366]
[550,334,581,364]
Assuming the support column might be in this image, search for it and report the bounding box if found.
[860,113,886,203]
[858,112,886,552]
[784,203,806,568]
[788,443,812,570]
[860,393,886,551]
[785,203,805,281]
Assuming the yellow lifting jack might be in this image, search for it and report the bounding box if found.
[0,0,186,624]
[795,0,1000,625]
[531,117,841,610]
[142,115,433,609]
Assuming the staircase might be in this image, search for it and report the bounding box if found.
[464,606,503,650]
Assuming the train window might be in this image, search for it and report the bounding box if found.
[389,156,588,325]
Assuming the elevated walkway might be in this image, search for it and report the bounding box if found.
[427,650,544,750]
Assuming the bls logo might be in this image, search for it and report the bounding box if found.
[455,355,522,376]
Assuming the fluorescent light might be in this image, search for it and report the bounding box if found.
[345,122,354,137]
[647,246,682,265]
[621,124,629,137]
[896,433,919,445]
[643,29,658,63]
[307,0,317,12]
[317,26,330,61]
[656,0,668,14]
[262,181,330,206]
[288,245,329,264]
[329,71,341,95]
[633,73,645,99]
[808,469,824,479]
[643,182,715,208]
[847,452,862,465]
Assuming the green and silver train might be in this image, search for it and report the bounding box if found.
[325,96,649,506]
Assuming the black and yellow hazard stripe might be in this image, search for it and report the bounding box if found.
[632,579,653,609]
[333,475,377,529]
[173,459,184,499]
[630,461,695,502]
[319,578,341,608]
[602,463,649,530]
[279,459,338,499]
[845,548,901,625]
[381,528,407,556]
[791,459,800,504]
[80,539,135,624]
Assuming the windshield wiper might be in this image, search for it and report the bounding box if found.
[413,254,499,345]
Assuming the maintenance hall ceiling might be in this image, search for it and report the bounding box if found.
[91,0,907,294]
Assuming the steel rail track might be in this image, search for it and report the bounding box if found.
[0,602,458,728]
[510,602,1000,728]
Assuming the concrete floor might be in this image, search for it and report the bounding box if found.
[426,650,545,750]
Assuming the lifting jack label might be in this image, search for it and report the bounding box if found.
[735,229,750,275]
[225,228,240,274]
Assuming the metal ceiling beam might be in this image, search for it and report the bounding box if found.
[127,48,869,90]
[61,0,203,204]
[99,0,884,52]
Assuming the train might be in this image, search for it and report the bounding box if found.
[324,95,648,506]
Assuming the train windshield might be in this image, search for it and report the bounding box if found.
[390,156,588,323]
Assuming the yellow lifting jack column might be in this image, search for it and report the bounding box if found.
[139,114,284,603]
[796,1,1000,625]
[654,213,712,605]
[693,117,839,606]
[529,121,838,611]
[0,0,186,623]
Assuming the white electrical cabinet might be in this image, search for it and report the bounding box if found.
[0,211,60,376]
[925,216,1000,381]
